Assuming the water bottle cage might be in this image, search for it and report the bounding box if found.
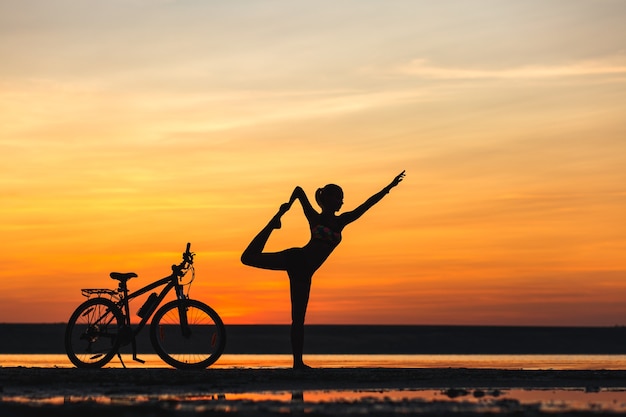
[137,292,159,318]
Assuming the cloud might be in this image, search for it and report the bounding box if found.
[392,56,626,80]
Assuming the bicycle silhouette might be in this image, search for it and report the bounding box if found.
[64,243,226,369]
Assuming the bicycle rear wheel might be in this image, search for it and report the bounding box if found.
[150,299,226,369]
[64,297,123,368]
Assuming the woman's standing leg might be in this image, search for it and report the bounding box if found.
[288,269,312,369]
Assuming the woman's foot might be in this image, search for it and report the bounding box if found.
[270,203,290,229]
[293,362,312,370]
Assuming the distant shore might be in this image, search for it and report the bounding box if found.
[2,323,626,354]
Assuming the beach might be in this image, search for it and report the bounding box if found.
[3,367,626,416]
[3,325,626,415]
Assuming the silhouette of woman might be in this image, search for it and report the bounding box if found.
[241,171,405,369]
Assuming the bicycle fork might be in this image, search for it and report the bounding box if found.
[177,301,192,339]
[175,285,192,339]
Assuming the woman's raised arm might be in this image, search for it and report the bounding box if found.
[339,170,405,226]
[288,186,318,222]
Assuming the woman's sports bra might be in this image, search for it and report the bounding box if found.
[311,224,342,245]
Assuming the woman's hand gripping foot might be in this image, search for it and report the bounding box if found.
[270,203,291,229]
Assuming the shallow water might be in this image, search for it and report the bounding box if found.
[2,353,626,370]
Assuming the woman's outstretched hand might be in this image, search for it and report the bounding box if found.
[390,170,406,188]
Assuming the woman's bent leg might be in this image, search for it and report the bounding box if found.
[241,205,289,270]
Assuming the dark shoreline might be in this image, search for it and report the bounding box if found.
[3,324,626,354]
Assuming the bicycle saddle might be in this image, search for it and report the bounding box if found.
[110,272,138,281]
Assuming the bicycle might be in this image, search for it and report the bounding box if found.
[64,243,226,369]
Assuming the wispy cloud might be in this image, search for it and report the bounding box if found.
[392,56,626,80]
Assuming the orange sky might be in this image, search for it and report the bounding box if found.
[1,1,625,325]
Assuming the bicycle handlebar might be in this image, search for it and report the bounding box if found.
[172,242,194,278]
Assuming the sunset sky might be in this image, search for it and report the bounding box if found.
[1,1,625,326]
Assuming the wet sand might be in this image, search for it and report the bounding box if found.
[3,367,626,392]
[3,367,626,416]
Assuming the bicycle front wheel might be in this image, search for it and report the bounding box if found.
[64,297,123,368]
[150,299,226,369]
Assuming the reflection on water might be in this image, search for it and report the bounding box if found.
[2,353,626,370]
[5,388,626,414]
